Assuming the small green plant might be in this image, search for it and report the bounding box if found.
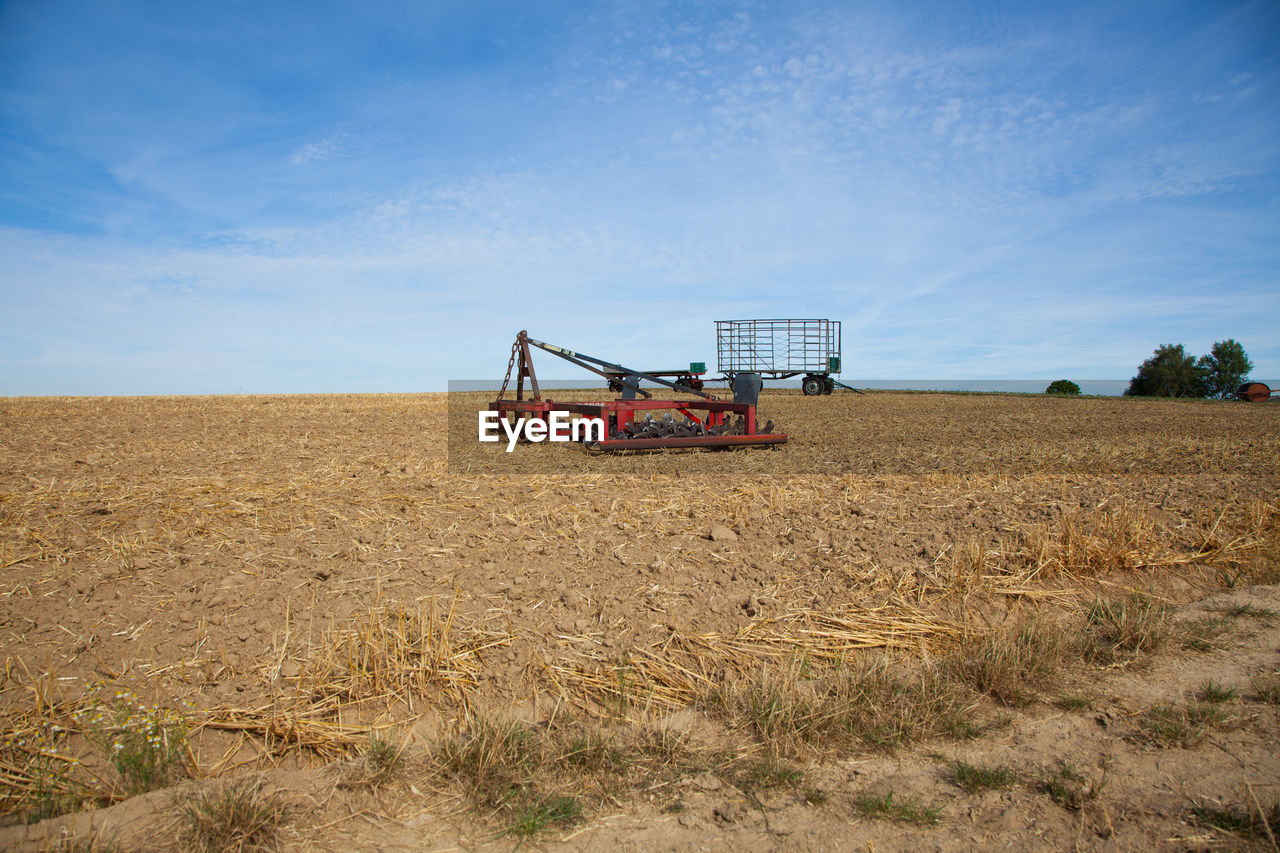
[502,793,582,838]
[183,780,286,853]
[1045,380,1081,396]
[984,713,1016,733]
[1083,594,1166,663]
[1191,797,1280,840]
[73,689,187,795]
[1197,681,1237,704]
[1041,761,1102,810]
[852,790,941,825]
[1,709,95,824]
[1132,702,1225,748]
[949,759,1016,793]
[16,751,83,824]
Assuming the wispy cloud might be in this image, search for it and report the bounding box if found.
[1,0,1277,393]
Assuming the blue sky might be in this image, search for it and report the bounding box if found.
[1,0,1277,394]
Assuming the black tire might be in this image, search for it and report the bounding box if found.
[823,377,835,395]
[801,376,823,396]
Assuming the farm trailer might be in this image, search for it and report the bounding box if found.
[715,318,857,396]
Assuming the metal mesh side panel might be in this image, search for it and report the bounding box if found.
[716,319,840,373]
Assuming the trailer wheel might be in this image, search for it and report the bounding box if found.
[801,376,823,396]
[823,377,835,395]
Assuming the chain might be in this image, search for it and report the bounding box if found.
[496,339,519,403]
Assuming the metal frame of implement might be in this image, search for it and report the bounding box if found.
[1236,381,1279,402]
[492,331,787,450]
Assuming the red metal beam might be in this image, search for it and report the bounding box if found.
[590,433,786,450]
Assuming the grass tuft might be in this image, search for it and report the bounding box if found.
[430,715,701,838]
[708,659,975,757]
[834,662,976,751]
[951,616,1064,706]
[949,759,1016,793]
[741,757,805,791]
[338,732,403,788]
[1191,797,1280,841]
[559,728,629,773]
[1181,615,1230,652]
[731,672,819,756]
[802,785,829,805]
[1252,675,1280,705]
[852,790,942,825]
[1055,693,1091,711]
[183,780,286,853]
[1208,602,1277,623]
[501,793,583,838]
[1196,681,1237,704]
[1041,760,1103,810]
[435,715,538,809]
[1132,702,1225,748]
[1082,593,1166,664]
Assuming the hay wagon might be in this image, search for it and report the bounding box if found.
[716,318,853,395]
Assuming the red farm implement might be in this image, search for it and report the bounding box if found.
[491,331,787,451]
[1236,382,1279,402]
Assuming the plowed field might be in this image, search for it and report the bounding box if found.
[2,391,1277,851]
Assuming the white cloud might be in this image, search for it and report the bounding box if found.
[289,134,349,165]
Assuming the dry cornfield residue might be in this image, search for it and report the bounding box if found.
[1,391,1278,849]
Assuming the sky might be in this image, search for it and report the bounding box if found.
[1,0,1277,395]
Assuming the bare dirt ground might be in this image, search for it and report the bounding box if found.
[1,390,1277,851]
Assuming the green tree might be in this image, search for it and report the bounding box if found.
[1125,344,1207,398]
[1045,380,1081,396]
[1196,339,1252,399]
